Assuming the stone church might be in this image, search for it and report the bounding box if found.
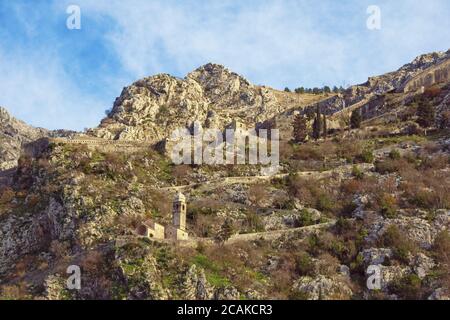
[136,192,189,241]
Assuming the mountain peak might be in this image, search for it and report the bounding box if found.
[190,62,229,75]
[188,63,250,84]
[0,106,11,121]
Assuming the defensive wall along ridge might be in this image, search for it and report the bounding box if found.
[403,58,450,93]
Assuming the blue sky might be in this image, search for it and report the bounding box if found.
[0,0,450,130]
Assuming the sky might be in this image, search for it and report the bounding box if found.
[0,0,450,131]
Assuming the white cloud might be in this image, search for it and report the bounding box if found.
[0,47,105,130]
[76,0,450,90]
[1,0,450,131]
[77,0,349,87]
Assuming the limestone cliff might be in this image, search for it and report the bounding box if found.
[0,107,48,171]
[89,64,296,143]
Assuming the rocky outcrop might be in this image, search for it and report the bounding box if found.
[89,64,284,143]
[0,212,51,275]
[325,50,450,121]
[181,264,240,300]
[428,288,450,300]
[365,212,449,249]
[0,107,49,170]
[292,275,353,300]
[411,253,435,279]
[362,248,393,266]
[0,107,77,171]
[181,265,214,300]
[365,50,450,95]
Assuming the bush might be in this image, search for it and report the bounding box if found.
[0,187,15,205]
[298,209,315,227]
[295,253,315,277]
[416,99,435,128]
[293,141,337,161]
[334,217,353,235]
[352,165,364,180]
[440,111,450,129]
[172,165,192,184]
[432,231,450,265]
[337,140,363,162]
[391,274,423,300]
[419,154,449,170]
[244,211,265,233]
[400,170,450,209]
[379,194,398,218]
[307,234,323,256]
[380,225,415,263]
[215,218,234,245]
[357,149,375,164]
[424,85,442,98]
[315,253,340,276]
[351,110,362,129]
[375,158,409,174]
[316,193,334,212]
[248,184,269,207]
[389,149,401,160]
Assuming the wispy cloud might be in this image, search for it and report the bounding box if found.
[1,0,450,130]
[0,46,105,130]
[77,0,450,87]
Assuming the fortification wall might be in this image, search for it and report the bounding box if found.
[48,137,150,153]
[403,59,450,93]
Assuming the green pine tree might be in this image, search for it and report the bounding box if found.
[312,107,322,140]
[416,99,435,128]
[350,110,362,129]
[293,114,308,143]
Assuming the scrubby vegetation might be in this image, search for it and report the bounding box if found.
[1,79,449,301]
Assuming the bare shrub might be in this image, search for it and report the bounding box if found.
[248,184,269,207]
[0,186,15,205]
[172,165,193,184]
[81,250,106,274]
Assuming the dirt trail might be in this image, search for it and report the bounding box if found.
[160,163,374,192]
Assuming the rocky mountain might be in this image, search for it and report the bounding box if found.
[88,51,450,146]
[0,50,449,301]
[0,108,77,172]
[89,63,325,143]
[0,107,49,171]
[348,50,449,98]
[298,49,450,131]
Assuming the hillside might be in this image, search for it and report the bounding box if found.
[0,50,449,300]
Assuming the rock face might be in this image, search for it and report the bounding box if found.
[0,107,49,171]
[292,275,353,300]
[322,50,450,120]
[182,265,214,300]
[359,50,450,96]
[89,64,283,143]
[366,213,449,249]
[382,51,450,92]
[0,212,51,275]
[181,265,240,300]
